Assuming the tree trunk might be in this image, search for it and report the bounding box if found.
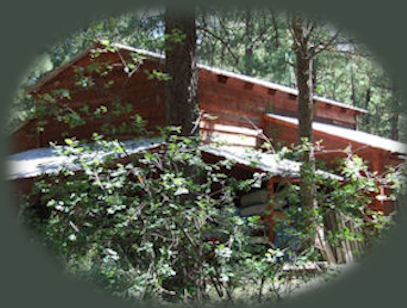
[164,7,198,136]
[391,111,399,141]
[243,9,254,75]
[162,8,203,301]
[312,58,317,92]
[350,64,356,107]
[363,87,371,129]
[391,87,400,141]
[291,16,336,264]
[292,18,316,213]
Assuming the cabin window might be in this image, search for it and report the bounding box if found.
[272,182,289,211]
[235,182,269,244]
[271,182,301,253]
[238,188,269,217]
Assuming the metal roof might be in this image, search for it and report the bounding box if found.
[202,145,342,180]
[197,64,367,114]
[116,43,366,114]
[6,138,341,181]
[266,113,407,154]
[26,41,367,114]
[6,138,162,180]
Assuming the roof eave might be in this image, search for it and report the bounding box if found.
[25,41,368,115]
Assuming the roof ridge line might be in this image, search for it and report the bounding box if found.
[26,40,367,114]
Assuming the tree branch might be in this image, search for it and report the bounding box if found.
[197,25,240,66]
[312,30,341,57]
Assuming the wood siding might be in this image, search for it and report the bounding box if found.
[12,47,361,153]
[8,46,398,242]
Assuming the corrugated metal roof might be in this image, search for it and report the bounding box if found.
[266,113,407,154]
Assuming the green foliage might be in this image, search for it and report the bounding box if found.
[8,8,403,140]
[164,29,187,44]
[19,128,402,305]
[20,131,272,303]
[143,69,171,81]
[12,8,405,305]
[271,141,401,260]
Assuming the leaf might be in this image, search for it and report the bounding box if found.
[174,187,189,196]
[68,234,77,241]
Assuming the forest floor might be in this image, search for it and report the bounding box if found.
[196,262,355,307]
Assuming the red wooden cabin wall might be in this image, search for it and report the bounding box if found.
[12,48,362,154]
[13,51,167,152]
[7,46,401,246]
[263,116,402,215]
[198,69,359,130]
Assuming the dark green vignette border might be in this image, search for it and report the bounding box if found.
[1,1,406,308]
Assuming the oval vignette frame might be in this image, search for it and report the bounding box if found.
[1,1,407,308]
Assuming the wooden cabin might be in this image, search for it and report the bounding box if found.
[6,42,406,244]
[11,42,367,152]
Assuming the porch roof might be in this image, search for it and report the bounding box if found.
[6,138,162,180]
[202,145,342,180]
[6,139,341,181]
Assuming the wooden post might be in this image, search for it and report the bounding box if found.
[370,151,384,175]
[264,178,276,242]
